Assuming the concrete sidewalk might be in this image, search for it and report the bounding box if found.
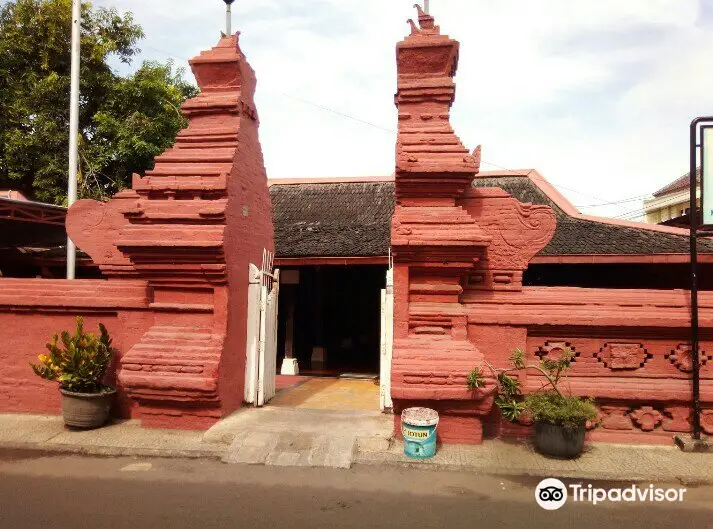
[356,439,713,485]
[3,412,713,483]
[205,407,393,469]
[0,414,222,459]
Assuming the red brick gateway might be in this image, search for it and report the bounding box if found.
[1,6,712,445]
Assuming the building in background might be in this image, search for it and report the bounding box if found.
[0,190,98,278]
[267,170,713,381]
[643,168,700,227]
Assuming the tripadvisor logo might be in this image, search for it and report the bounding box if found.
[535,478,687,510]
[536,478,567,510]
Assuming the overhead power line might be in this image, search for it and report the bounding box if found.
[273,91,394,133]
[477,161,637,210]
[138,43,656,213]
[575,194,651,208]
[613,208,647,220]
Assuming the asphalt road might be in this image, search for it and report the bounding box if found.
[0,449,712,529]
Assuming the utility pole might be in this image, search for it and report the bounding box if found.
[66,0,81,280]
[224,0,235,35]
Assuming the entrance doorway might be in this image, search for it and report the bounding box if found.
[277,265,387,376]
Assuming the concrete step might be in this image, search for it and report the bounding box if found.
[221,431,357,469]
[212,407,393,469]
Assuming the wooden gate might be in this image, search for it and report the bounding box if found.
[244,250,280,406]
[380,264,394,411]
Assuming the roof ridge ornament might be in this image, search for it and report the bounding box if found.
[473,145,482,172]
[410,3,439,34]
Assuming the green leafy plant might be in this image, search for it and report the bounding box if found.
[31,316,115,393]
[467,347,597,429]
[524,392,597,429]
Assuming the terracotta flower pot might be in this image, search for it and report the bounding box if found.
[60,387,117,429]
[533,420,586,458]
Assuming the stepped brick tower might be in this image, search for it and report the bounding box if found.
[66,33,274,428]
[390,5,495,442]
[390,5,556,443]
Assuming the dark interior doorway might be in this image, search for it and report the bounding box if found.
[277,264,386,376]
[524,262,713,290]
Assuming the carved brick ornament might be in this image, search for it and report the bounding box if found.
[630,406,663,432]
[599,406,633,430]
[665,344,711,373]
[596,343,651,370]
[535,341,578,362]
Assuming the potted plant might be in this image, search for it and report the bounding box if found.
[468,348,597,458]
[31,316,117,429]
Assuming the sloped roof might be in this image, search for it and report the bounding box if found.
[653,168,700,197]
[0,197,67,247]
[269,174,713,259]
[269,180,394,258]
[472,174,713,255]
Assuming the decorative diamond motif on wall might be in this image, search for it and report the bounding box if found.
[595,343,651,370]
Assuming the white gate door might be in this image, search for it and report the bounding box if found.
[380,266,394,411]
[245,250,280,407]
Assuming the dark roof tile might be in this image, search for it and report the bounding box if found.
[653,168,700,197]
[473,176,713,255]
[269,177,713,258]
[270,181,394,257]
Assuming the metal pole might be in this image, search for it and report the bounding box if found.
[66,0,81,280]
[424,0,430,14]
[690,120,701,439]
[226,3,232,35]
[689,116,713,441]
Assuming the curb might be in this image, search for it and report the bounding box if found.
[0,441,224,460]
[3,440,712,486]
[353,450,713,485]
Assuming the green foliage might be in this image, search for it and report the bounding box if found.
[497,371,521,398]
[493,364,526,421]
[31,316,116,393]
[466,367,487,389]
[524,392,597,430]
[0,0,198,203]
[81,60,197,201]
[510,347,525,370]
[468,347,597,427]
[495,395,526,422]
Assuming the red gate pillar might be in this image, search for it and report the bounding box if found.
[390,6,496,443]
[66,32,274,429]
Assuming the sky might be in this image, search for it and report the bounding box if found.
[91,0,713,219]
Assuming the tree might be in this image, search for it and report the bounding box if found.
[0,0,198,204]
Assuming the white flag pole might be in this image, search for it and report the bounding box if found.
[224,0,235,35]
[66,0,81,280]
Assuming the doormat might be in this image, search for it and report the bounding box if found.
[339,373,378,380]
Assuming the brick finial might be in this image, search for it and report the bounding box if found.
[394,5,472,199]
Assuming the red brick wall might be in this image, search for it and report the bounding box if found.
[221,81,275,414]
[465,286,713,444]
[0,279,151,416]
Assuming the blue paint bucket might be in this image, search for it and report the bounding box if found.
[401,407,439,459]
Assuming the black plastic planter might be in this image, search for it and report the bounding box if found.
[533,420,586,458]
